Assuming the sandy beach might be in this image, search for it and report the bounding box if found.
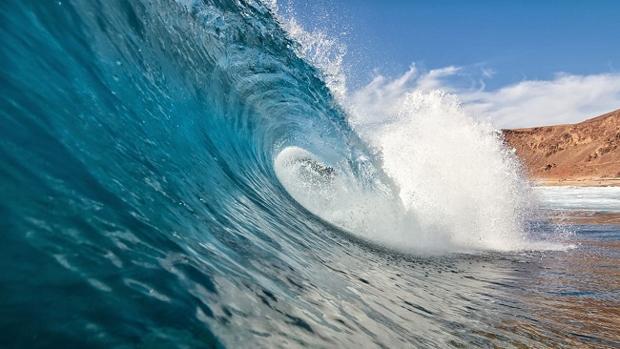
[533,177,620,187]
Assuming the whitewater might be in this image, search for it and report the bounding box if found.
[0,0,618,348]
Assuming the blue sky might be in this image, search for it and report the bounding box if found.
[285,0,620,126]
[289,0,619,89]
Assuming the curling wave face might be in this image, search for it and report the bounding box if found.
[0,0,590,348]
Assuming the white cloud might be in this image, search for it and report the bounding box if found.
[461,73,620,128]
[351,66,620,129]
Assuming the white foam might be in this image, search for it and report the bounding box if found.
[274,147,421,250]
[534,186,620,212]
[270,0,567,253]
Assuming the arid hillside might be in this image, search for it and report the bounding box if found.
[502,109,620,185]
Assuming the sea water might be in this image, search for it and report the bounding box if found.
[0,0,618,347]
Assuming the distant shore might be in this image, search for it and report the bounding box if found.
[502,108,620,188]
[544,211,620,224]
[532,177,620,187]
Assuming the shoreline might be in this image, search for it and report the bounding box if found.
[544,211,620,224]
[532,177,620,187]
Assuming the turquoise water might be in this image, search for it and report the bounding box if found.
[1,1,618,347]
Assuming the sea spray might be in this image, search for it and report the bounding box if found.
[349,80,532,251]
[270,1,545,252]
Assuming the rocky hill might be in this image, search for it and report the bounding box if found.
[502,109,620,186]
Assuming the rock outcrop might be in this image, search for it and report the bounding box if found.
[502,109,620,185]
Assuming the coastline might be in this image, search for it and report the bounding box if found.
[545,211,620,224]
[532,177,620,187]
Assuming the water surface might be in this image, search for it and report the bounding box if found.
[0,1,618,347]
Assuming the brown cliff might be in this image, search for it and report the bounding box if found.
[502,109,620,186]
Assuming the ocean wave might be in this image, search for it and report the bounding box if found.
[0,0,580,347]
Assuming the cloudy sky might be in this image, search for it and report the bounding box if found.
[286,0,620,128]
